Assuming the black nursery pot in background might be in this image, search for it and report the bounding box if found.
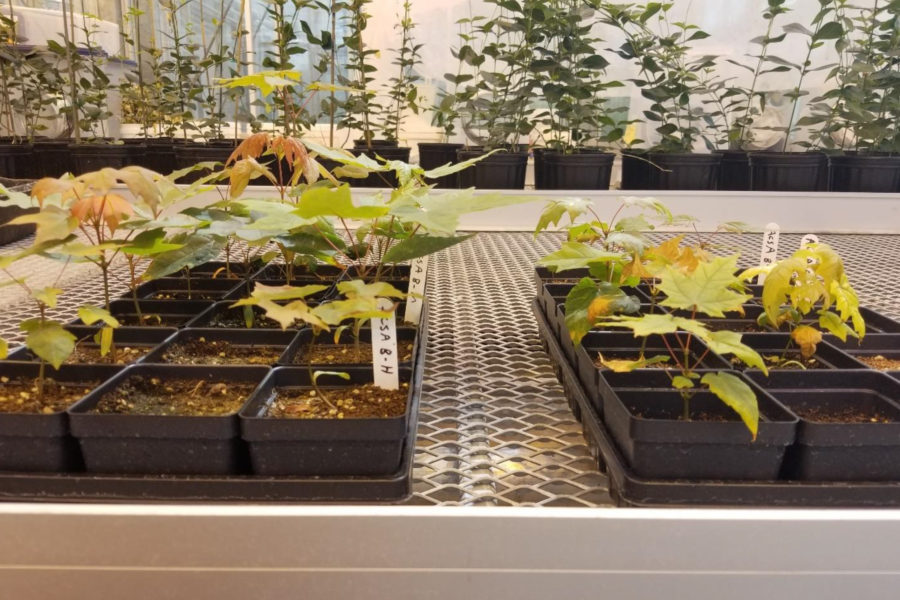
[174,140,238,183]
[0,141,33,179]
[32,139,73,177]
[417,142,464,188]
[540,151,614,190]
[620,149,654,190]
[456,149,528,189]
[68,364,270,475]
[829,154,900,193]
[69,143,134,172]
[747,370,900,481]
[749,151,828,192]
[647,152,722,190]
[716,149,750,191]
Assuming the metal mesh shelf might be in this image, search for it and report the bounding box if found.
[1,231,898,507]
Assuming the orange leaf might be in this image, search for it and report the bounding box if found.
[791,325,823,359]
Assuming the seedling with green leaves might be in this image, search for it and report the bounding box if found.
[383,0,422,144]
[740,242,865,366]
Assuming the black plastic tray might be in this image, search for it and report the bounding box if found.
[533,298,900,507]
[0,307,427,504]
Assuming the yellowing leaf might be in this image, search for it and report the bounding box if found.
[0,337,7,359]
[337,280,405,300]
[672,375,695,389]
[706,330,768,373]
[10,206,77,247]
[77,306,120,328]
[701,372,759,440]
[762,256,808,326]
[657,255,750,317]
[230,283,327,306]
[600,354,670,372]
[791,325,823,359]
[295,185,389,220]
[818,310,855,342]
[229,158,275,199]
[32,287,63,309]
[257,298,328,330]
[23,321,75,369]
[98,326,114,357]
[595,313,713,340]
[564,278,641,344]
[313,298,393,326]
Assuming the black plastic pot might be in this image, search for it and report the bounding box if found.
[6,326,175,366]
[540,151,614,190]
[252,263,411,285]
[69,143,133,172]
[576,332,731,412]
[350,146,411,188]
[0,141,33,179]
[747,370,900,481]
[99,299,214,328]
[737,333,870,370]
[240,367,414,476]
[68,364,269,475]
[749,152,828,192]
[0,363,123,472]
[129,277,243,301]
[456,149,528,189]
[858,306,900,333]
[32,139,73,177]
[0,204,37,247]
[829,154,900,193]
[141,328,297,365]
[278,326,419,367]
[647,152,722,190]
[418,142,464,188]
[178,259,262,280]
[142,137,177,174]
[186,301,285,330]
[716,149,750,191]
[620,149,654,190]
[174,140,237,183]
[600,370,797,480]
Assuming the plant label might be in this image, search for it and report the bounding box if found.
[757,223,780,284]
[372,297,400,390]
[403,256,428,325]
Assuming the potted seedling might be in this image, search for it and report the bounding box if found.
[532,0,624,190]
[380,0,421,159]
[602,2,721,190]
[800,1,900,192]
[748,2,841,191]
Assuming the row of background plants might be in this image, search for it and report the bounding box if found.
[0,0,898,194]
[532,195,900,503]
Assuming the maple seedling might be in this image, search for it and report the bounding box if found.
[740,242,865,367]
[595,255,769,439]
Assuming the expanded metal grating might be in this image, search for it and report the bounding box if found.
[0,231,899,506]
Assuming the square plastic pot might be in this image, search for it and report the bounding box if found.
[737,333,870,370]
[747,371,900,481]
[141,329,298,366]
[240,367,414,476]
[6,326,176,366]
[129,277,243,301]
[278,327,419,368]
[601,371,798,480]
[0,363,123,472]
[68,364,270,475]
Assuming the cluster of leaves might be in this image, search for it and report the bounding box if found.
[339,0,383,147]
[741,242,865,361]
[532,0,626,152]
[383,0,423,143]
[799,0,900,153]
[537,195,768,436]
[601,2,716,152]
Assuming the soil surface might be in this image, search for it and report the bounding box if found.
[856,355,900,371]
[68,345,149,365]
[268,382,409,419]
[761,353,827,370]
[701,320,765,333]
[117,314,191,327]
[0,376,95,413]
[162,339,284,365]
[793,404,894,424]
[206,308,282,329]
[92,376,256,416]
[149,291,226,301]
[295,342,415,365]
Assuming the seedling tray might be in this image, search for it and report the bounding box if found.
[0,317,427,504]
[533,299,900,507]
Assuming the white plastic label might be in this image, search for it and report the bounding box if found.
[757,223,780,284]
[403,257,428,325]
[371,297,400,390]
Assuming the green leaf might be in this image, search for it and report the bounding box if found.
[705,330,768,373]
[144,234,226,280]
[421,149,501,179]
[121,229,184,257]
[295,185,389,220]
[701,372,759,439]
[23,320,76,369]
[381,233,474,263]
[10,207,77,247]
[538,242,628,273]
[312,370,351,385]
[814,21,843,41]
[534,197,592,235]
[77,306,120,328]
[672,375,695,390]
[657,255,750,317]
[32,287,63,309]
[564,278,641,344]
[388,189,534,236]
[595,313,713,340]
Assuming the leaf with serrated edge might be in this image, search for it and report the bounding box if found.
[538,242,628,273]
[701,372,759,439]
[706,330,768,373]
[657,255,750,317]
[595,313,712,340]
[382,234,474,263]
[231,283,328,306]
[818,310,855,342]
[600,354,670,372]
[295,185,389,220]
[337,280,405,300]
[32,287,62,309]
[24,321,75,369]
